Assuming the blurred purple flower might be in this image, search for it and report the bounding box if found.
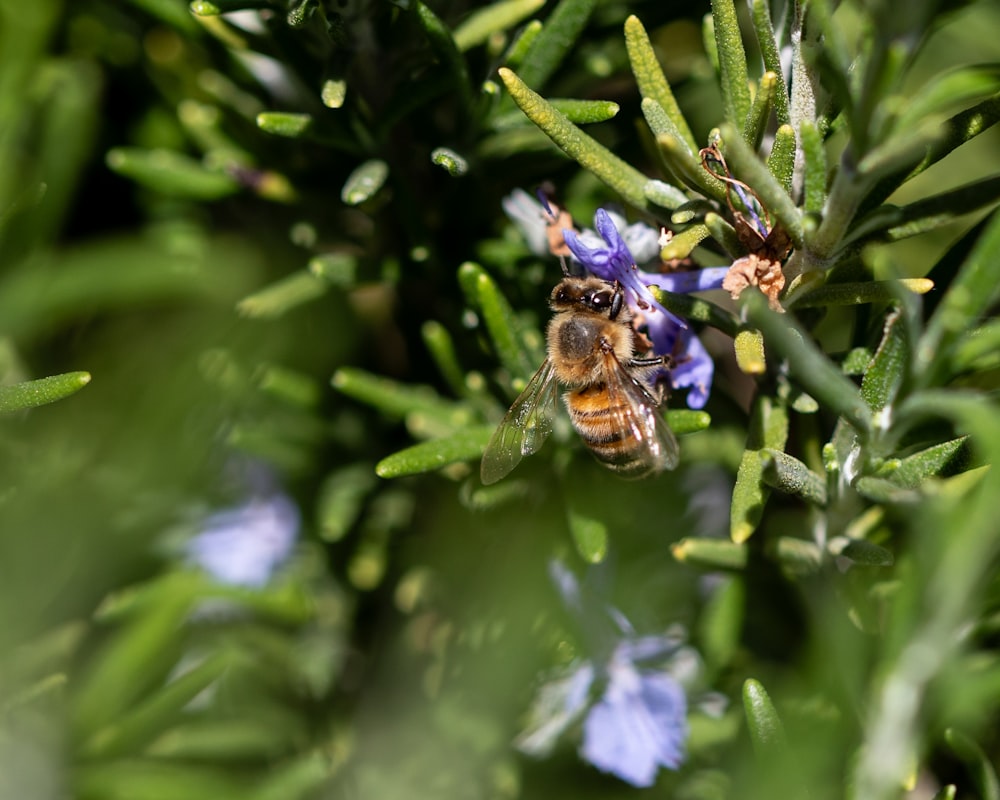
[514,662,595,757]
[516,633,690,787]
[563,209,726,409]
[581,643,688,787]
[517,562,692,787]
[187,492,299,588]
[502,188,552,257]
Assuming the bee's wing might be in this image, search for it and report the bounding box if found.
[603,352,680,473]
[481,360,559,485]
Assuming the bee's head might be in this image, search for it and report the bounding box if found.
[551,277,625,319]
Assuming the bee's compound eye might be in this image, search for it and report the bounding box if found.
[589,290,614,309]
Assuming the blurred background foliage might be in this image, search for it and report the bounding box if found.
[3,0,1000,798]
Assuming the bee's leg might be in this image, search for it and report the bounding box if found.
[627,354,672,404]
[627,354,673,369]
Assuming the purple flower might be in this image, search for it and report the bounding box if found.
[563,209,727,409]
[563,209,685,329]
[516,562,693,787]
[581,644,688,787]
[515,662,596,757]
[502,188,552,257]
[187,492,299,588]
[516,635,690,787]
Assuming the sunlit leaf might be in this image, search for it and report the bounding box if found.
[742,678,787,757]
[0,371,90,412]
[375,426,494,478]
[730,393,788,542]
[452,0,546,52]
[500,68,652,211]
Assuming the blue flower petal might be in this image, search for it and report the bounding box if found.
[188,493,299,587]
[670,329,714,409]
[637,266,729,294]
[502,189,550,257]
[564,210,686,329]
[515,662,596,757]
[581,657,688,787]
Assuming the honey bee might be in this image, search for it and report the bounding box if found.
[481,276,679,484]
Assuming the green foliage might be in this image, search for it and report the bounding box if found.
[6,0,1000,797]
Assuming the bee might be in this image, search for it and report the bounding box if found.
[481,276,679,484]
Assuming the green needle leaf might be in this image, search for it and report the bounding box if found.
[800,120,827,214]
[106,148,239,200]
[514,0,596,90]
[914,91,1000,180]
[750,0,791,126]
[476,269,535,379]
[832,538,894,566]
[644,179,690,210]
[422,321,468,398]
[884,176,1000,243]
[945,728,1000,800]
[742,678,788,757]
[854,476,919,504]
[251,753,332,800]
[318,464,377,541]
[414,1,475,113]
[375,426,495,478]
[624,15,697,153]
[731,393,788,542]
[654,132,728,203]
[666,408,712,435]
[920,208,1000,385]
[308,253,357,286]
[744,71,778,149]
[83,652,232,758]
[703,210,743,256]
[0,371,91,412]
[711,0,752,131]
[341,159,389,205]
[894,65,1000,135]
[640,98,694,156]
[430,147,469,176]
[452,0,546,52]
[566,505,608,564]
[321,78,347,109]
[499,68,652,211]
[256,112,313,138]
[659,224,709,260]
[789,279,933,308]
[650,286,741,338]
[953,320,1000,372]
[671,537,747,570]
[734,328,766,375]
[861,308,908,415]
[190,0,272,15]
[745,291,873,436]
[332,367,464,422]
[495,98,620,128]
[766,124,796,193]
[699,575,745,669]
[762,448,827,505]
[503,19,542,68]
[873,437,968,488]
[236,271,328,319]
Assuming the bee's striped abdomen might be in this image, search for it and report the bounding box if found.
[564,384,652,478]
